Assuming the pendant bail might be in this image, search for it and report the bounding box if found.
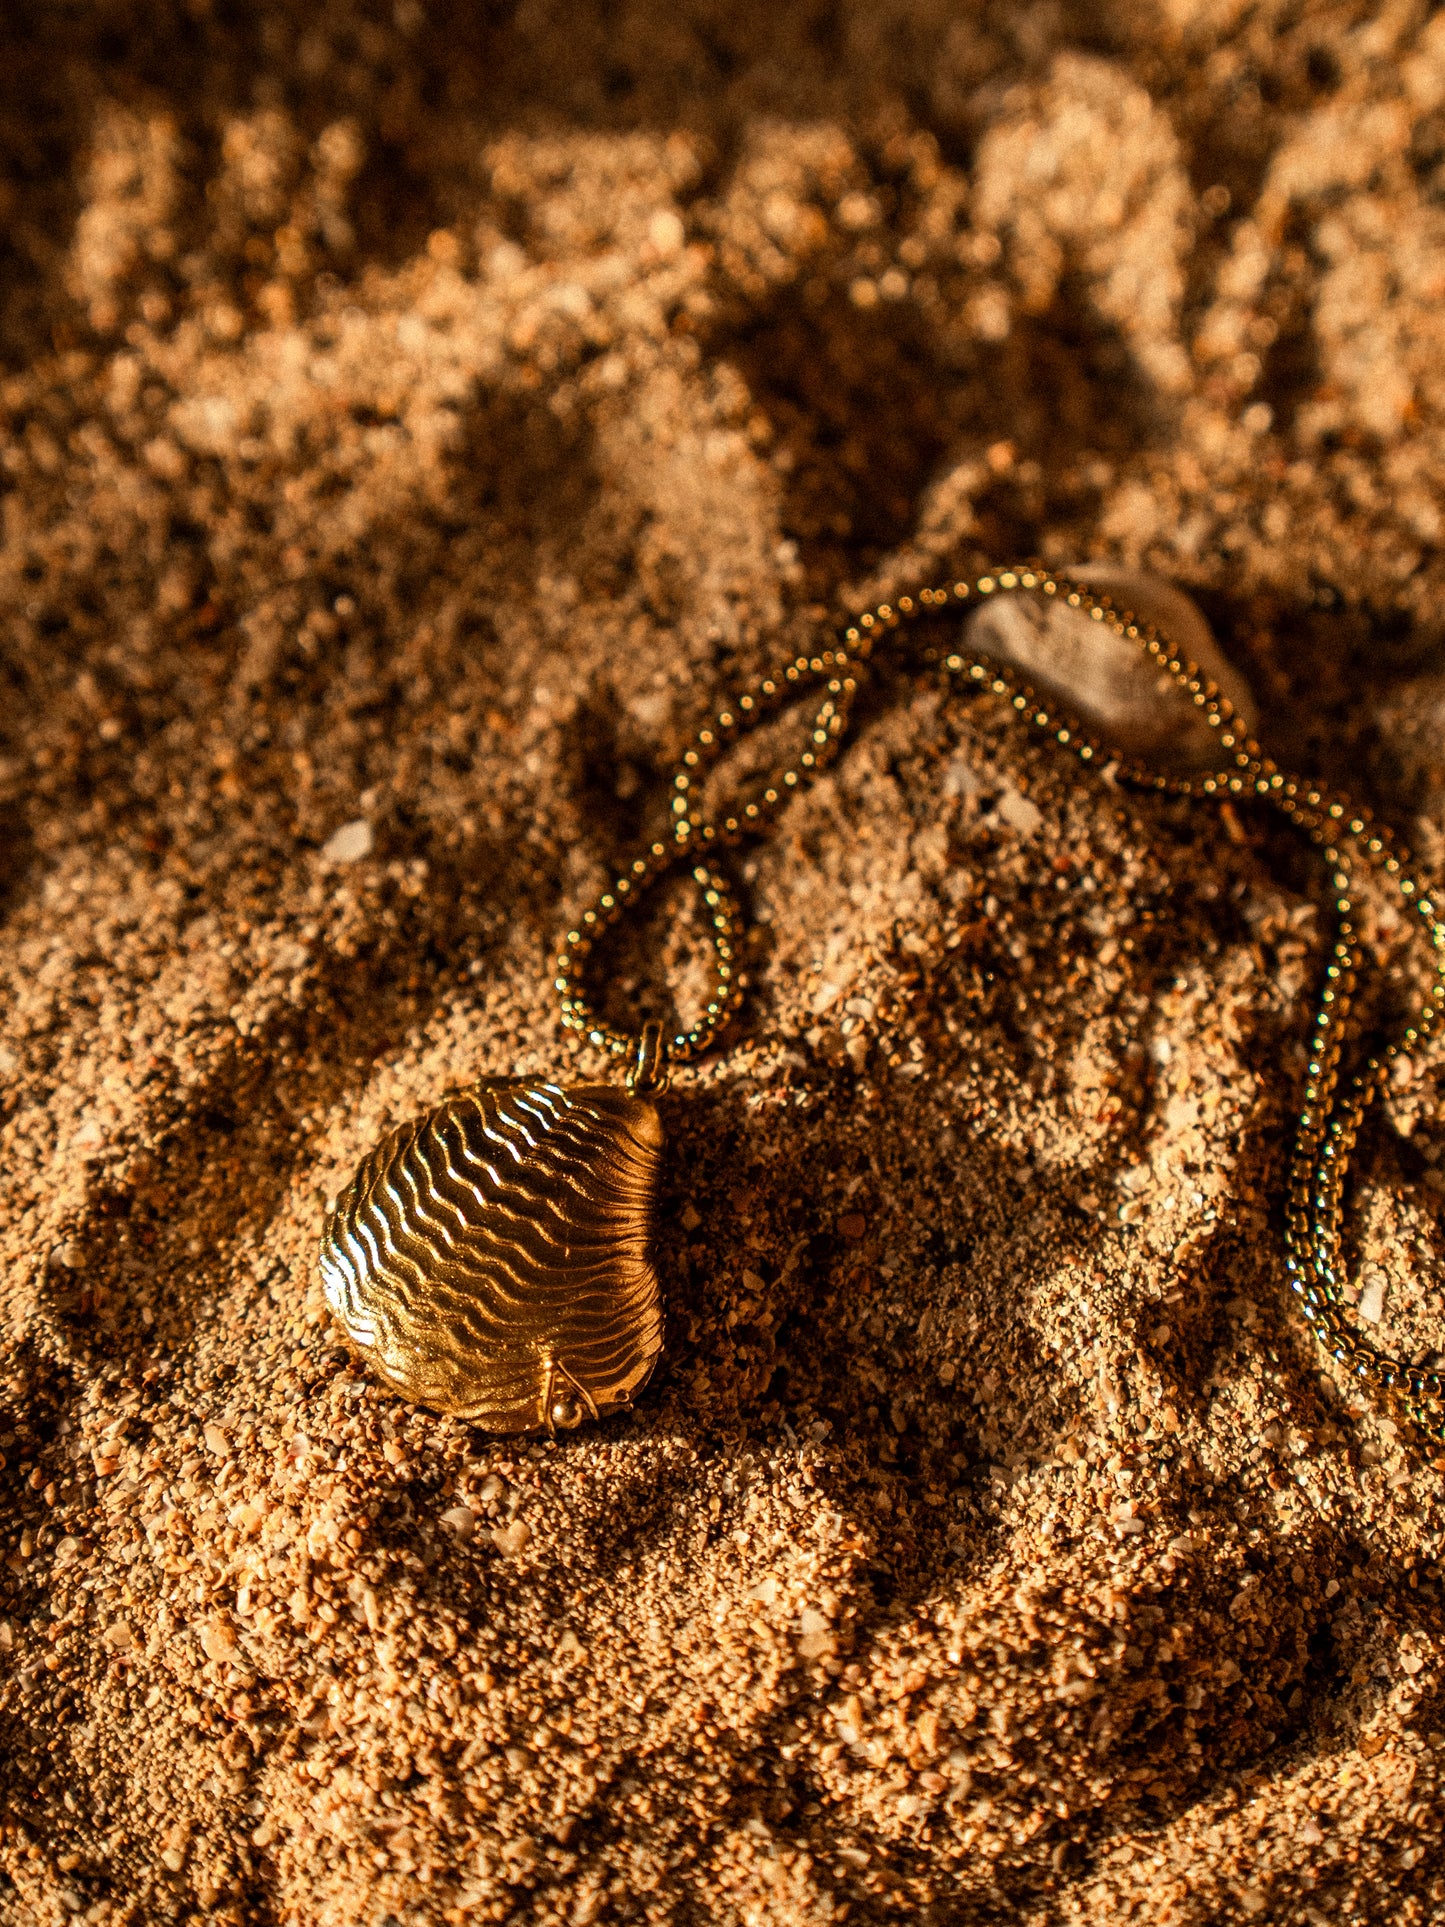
[627,1020,669,1094]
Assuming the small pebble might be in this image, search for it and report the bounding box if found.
[321,819,374,864]
[441,1504,477,1541]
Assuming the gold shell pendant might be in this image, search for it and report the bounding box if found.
[318,1080,664,1434]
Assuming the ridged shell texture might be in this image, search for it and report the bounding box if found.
[319,1080,664,1432]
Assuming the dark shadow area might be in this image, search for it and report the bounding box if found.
[0,802,37,930]
[720,285,957,589]
[1253,237,1327,446]
[712,276,1177,604]
[1183,590,1445,871]
[0,29,89,369]
[976,279,1171,467]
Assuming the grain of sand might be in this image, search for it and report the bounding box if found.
[2,5,1445,1923]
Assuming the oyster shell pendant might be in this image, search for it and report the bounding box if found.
[319,1080,664,1434]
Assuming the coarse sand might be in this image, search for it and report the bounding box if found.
[2,4,1445,1923]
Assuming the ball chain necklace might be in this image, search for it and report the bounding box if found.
[318,569,1445,1445]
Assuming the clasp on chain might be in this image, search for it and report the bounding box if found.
[626,1020,669,1094]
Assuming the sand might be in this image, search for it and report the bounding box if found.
[2,2,1445,1922]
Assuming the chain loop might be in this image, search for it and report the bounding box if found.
[555,852,741,1066]
[554,566,1445,1438]
[555,648,857,1065]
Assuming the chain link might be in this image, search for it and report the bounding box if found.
[554,567,1445,1438]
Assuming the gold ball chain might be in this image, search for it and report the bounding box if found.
[554,569,1445,1440]
[555,651,856,1068]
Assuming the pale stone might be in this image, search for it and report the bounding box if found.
[321,818,373,863]
[441,1504,477,1541]
[963,565,1258,769]
[996,786,1043,835]
[199,1616,237,1661]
